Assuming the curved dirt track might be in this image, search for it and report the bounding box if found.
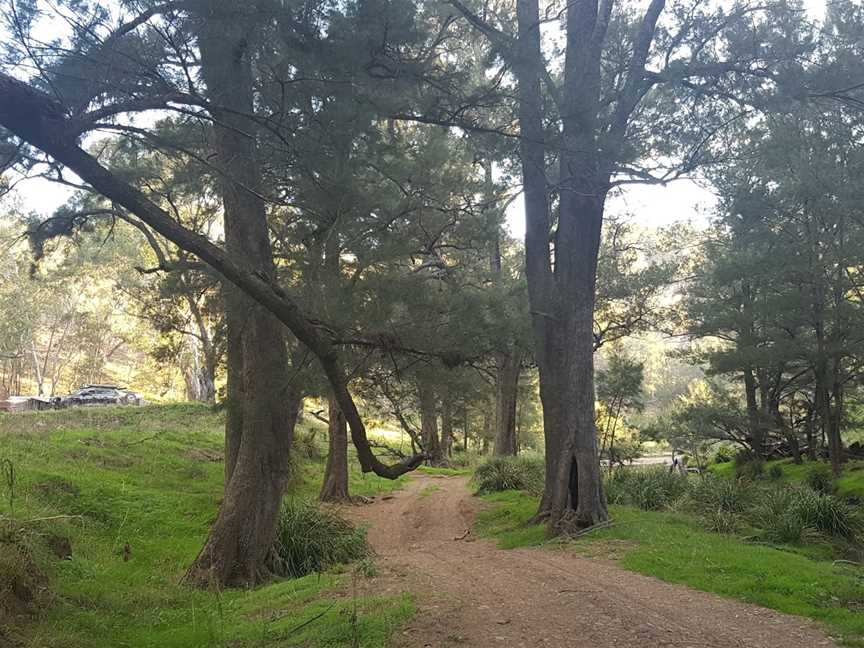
[349,474,837,648]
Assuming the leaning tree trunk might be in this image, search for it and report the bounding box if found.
[185,6,297,587]
[320,396,349,502]
[493,349,521,456]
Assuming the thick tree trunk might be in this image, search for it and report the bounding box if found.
[185,6,297,587]
[320,396,349,502]
[419,381,444,465]
[493,349,521,456]
[514,0,609,533]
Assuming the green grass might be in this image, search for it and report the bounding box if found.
[0,404,413,648]
[476,490,864,646]
[711,458,864,499]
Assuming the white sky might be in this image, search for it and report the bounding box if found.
[9,0,828,237]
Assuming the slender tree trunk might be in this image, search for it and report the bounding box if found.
[419,380,444,465]
[486,157,522,459]
[743,368,763,457]
[320,396,349,501]
[804,402,817,460]
[441,394,454,458]
[463,406,470,452]
[184,286,217,403]
[827,363,845,474]
[185,6,297,587]
[493,350,521,456]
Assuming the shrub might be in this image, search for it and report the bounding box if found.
[272,501,369,578]
[604,468,689,511]
[804,464,837,495]
[767,464,784,480]
[473,456,544,495]
[713,447,734,464]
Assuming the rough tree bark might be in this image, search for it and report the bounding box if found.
[488,160,522,458]
[320,396,349,501]
[441,394,454,458]
[184,5,300,587]
[419,380,444,465]
[493,350,521,456]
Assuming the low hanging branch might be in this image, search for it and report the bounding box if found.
[0,72,425,479]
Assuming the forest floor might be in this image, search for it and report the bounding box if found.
[351,473,838,648]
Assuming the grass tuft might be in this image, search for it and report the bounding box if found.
[473,455,544,496]
[272,501,370,579]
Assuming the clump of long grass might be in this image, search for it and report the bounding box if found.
[473,456,545,496]
[271,501,369,578]
[751,485,861,544]
[604,467,689,511]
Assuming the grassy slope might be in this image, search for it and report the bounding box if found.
[711,458,864,499]
[475,490,864,646]
[0,405,411,648]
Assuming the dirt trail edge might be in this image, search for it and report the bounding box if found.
[348,473,837,648]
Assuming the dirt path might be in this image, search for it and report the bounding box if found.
[349,474,837,648]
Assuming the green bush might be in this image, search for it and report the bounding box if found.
[804,464,837,495]
[473,456,545,495]
[767,464,784,480]
[271,501,369,578]
[604,468,689,511]
[713,447,734,464]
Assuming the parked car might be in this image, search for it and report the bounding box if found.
[57,385,144,408]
